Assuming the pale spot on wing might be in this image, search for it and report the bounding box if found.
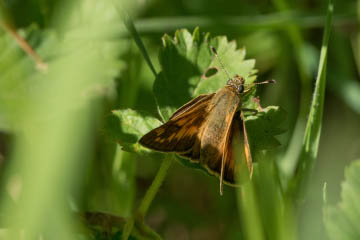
[156,128,165,135]
[187,126,198,136]
[154,136,167,143]
[168,133,177,142]
[176,118,188,126]
[175,127,189,140]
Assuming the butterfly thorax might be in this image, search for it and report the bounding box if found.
[226,75,245,94]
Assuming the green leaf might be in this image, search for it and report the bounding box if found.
[0,23,125,131]
[246,106,287,153]
[108,28,285,185]
[0,1,130,239]
[105,109,162,155]
[154,27,256,121]
[324,160,360,240]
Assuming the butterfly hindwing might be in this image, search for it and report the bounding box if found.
[139,93,214,153]
[223,114,241,184]
[240,111,253,176]
[222,113,253,184]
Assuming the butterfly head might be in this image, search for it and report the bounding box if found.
[227,75,245,94]
[227,75,276,95]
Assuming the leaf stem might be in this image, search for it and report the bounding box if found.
[122,156,172,240]
[137,156,173,217]
[135,220,163,240]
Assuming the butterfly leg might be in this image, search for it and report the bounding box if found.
[253,96,264,112]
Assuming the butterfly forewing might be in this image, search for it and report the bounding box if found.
[170,94,215,120]
[139,93,214,153]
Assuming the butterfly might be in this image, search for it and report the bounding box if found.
[139,47,275,194]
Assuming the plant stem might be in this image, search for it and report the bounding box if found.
[122,156,173,240]
[135,220,163,240]
[122,218,135,240]
[137,156,173,217]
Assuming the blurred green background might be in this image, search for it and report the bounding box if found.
[0,0,359,239]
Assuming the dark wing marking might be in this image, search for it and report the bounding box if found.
[179,134,202,161]
[139,94,214,153]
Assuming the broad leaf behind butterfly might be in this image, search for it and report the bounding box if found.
[154,27,257,121]
[106,28,286,182]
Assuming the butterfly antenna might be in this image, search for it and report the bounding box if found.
[246,79,276,87]
[255,79,276,85]
[211,46,231,80]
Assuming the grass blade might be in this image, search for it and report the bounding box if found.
[121,11,157,77]
[294,0,334,198]
[273,0,313,185]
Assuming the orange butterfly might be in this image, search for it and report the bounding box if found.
[140,47,274,194]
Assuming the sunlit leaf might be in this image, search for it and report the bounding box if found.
[106,109,162,155]
[324,160,360,240]
[108,28,285,185]
[154,27,256,121]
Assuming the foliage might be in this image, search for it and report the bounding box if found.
[324,160,360,240]
[0,0,359,239]
[108,28,286,184]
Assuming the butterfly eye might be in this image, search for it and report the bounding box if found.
[238,84,244,93]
